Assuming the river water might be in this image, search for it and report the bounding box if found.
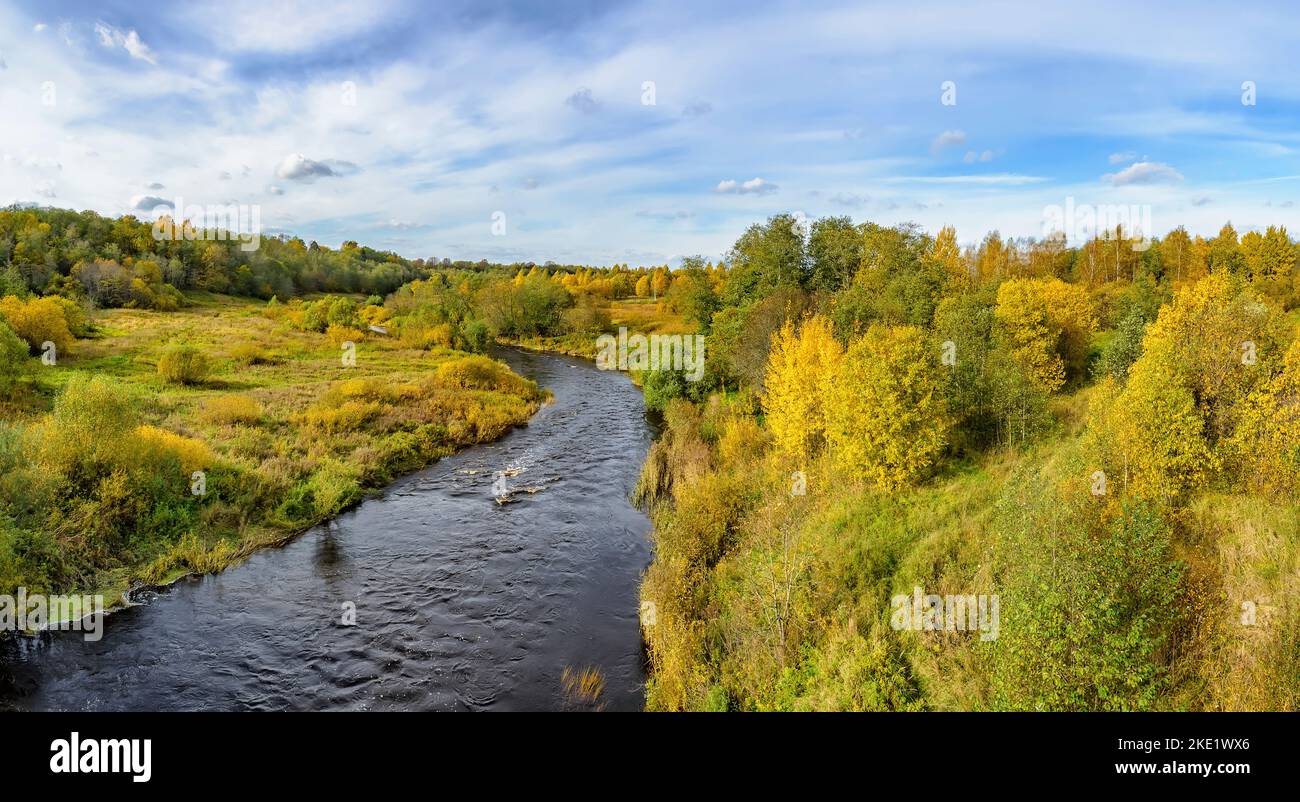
[0,348,656,711]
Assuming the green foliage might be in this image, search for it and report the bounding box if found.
[988,495,1185,711]
[0,320,30,396]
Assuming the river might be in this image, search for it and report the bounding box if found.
[0,347,656,711]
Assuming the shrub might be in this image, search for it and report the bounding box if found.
[0,295,75,355]
[824,325,950,489]
[435,354,540,398]
[200,394,263,425]
[326,324,365,346]
[763,315,842,459]
[301,399,385,431]
[229,342,276,365]
[0,320,30,396]
[135,425,215,473]
[157,346,211,385]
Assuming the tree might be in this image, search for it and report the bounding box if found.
[823,325,949,489]
[722,214,809,306]
[807,216,861,293]
[1113,337,1218,500]
[1229,338,1300,496]
[994,277,1097,393]
[762,315,842,460]
[927,225,968,288]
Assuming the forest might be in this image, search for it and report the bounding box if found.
[2,204,1298,711]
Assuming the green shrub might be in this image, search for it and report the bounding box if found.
[0,320,30,395]
[157,346,211,385]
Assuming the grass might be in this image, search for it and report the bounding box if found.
[1,293,548,603]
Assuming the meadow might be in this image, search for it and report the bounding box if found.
[0,292,546,606]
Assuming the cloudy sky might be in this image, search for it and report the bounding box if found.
[2,0,1300,265]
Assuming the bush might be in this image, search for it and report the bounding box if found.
[0,295,75,356]
[157,346,212,385]
[435,354,540,398]
[135,425,215,473]
[301,399,384,431]
[229,342,277,365]
[988,490,1185,711]
[200,394,263,425]
[0,320,30,396]
[326,324,365,346]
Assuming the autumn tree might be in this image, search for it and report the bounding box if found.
[994,277,1097,393]
[762,315,843,460]
[823,325,949,489]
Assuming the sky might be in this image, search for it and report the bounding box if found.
[3,0,1300,266]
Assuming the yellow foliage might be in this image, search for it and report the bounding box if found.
[200,394,263,425]
[326,324,365,345]
[1138,273,1278,433]
[1229,339,1300,496]
[823,325,949,489]
[1112,337,1218,500]
[994,277,1097,393]
[135,425,214,473]
[0,295,74,355]
[300,399,385,432]
[762,315,842,460]
[157,347,211,385]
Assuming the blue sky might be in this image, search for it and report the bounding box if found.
[3,0,1300,265]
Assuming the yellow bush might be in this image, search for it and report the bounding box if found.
[326,324,365,345]
[135,425,214,473]
[301,399,385,431]
[0,295,75,355]
[435,354,538,398]
[229,342,275,365]
[157,346,211,385]
[200,394,263,425]
[994,277,1096,393]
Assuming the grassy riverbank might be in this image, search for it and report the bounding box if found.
[0,293,547,604]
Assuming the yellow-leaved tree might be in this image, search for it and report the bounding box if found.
[1093,274,1278,501]
[823,325,949,489]
[1229,338,1300,496]
[993,277,1097,393]
[762,315,842,459]
[1114,337,1218,500]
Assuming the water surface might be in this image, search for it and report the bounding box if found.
[0,347,654,711]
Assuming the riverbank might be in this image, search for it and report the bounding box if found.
[2,346,656,711]
[0,293,548,609]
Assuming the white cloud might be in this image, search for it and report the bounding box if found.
[1103,161,1184,186]
[33,23,47,33]
[276,153,337,181]
[931,129,967,152]
[1108,150,1137,164]
[715,177,779,195]
[94,22,157,65]
[963,149,994,163]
